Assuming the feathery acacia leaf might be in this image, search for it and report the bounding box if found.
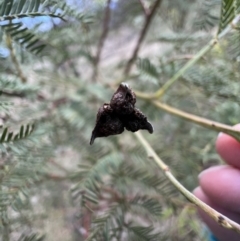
[218,0,240,33]
[128,226,161,241]
[0,124,34,144]
[130,195,162,216]
[1,22,46,54]
[193,0,220,31]
[137,58,159,81]
[18,233,45,241]
[0,0,65,20]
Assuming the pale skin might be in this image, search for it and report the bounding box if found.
[193,124,240,241]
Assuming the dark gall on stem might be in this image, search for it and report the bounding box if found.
[90,83,153,145]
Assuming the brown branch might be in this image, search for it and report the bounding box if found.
[124,0,163,76]
[0,90,25,98]
[45,173,68,181]
[92,0,112,81]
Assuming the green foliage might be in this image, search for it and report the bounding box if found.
[0,123,34,144]
[2,22,45,54]
[0,0,239,240]
[18,233,45,241]
[0,76,38,95]
[193,0,220,31]
[136,58,160,84]
[0,0,63,54]
[0,0,93,55]
[218,0,240,33]
[0,0,63,20]
[127,226,160,241]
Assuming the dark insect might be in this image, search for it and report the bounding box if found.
[90,83,153,145]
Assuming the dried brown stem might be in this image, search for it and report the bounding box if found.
[92,0,112,81]
[124,0,163,76]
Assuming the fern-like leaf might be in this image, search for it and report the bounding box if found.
[0,101,13,113]
[137,58,159,84]
[0,123,34,144]
[130,195,162,217]
[18,233,45,241]
[218,0,240,33]
[193,0,220,31]
[1,22,46,54]
[128,225,160,241]
[0,0,65,21]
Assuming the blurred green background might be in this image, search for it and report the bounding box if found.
[0,0,239,240]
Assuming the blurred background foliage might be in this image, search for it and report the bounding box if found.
[0,0,239,240]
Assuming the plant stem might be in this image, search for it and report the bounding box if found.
[6,34,27,83]
[152,100,240,142]
[133,14,240,99]
[132,38,218,100]
[2,224,10,241]
[124,0,163,76]
[92,0,112,81]
[154,39,218,98]
[135,131,240,233]
[111,82,240,142]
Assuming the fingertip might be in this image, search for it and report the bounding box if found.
[194,187,240,241]
[216,124,240,168]
[198,165,240,213]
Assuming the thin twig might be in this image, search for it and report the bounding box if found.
[133,14,240,99]
[164,54,195,64]
[6,34,27,83]
[153,39,218,99]
[0,90,25,98]
[152,100,240,142]
[132,92,240,142]
[92,0,112,81]
[133,38,218,100]
[135,131,240,233]
[124,0,163,76]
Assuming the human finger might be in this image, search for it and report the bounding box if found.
[194,187,240,241]
[216,124,240,169]
[198,165,240,214]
